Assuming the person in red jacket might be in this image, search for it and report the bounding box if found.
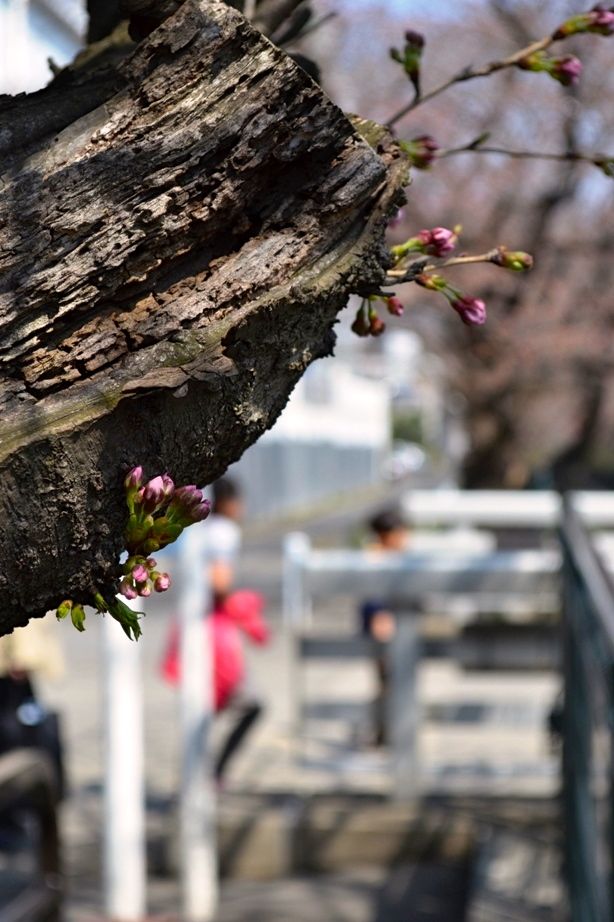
[162,478,269,782]
[162,588,269,780]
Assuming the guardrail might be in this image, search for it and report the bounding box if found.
[561,500,614,922]
[0,748,62,922]
[404,489,614,529]
[283,534,564,799]
[284,492,614,813]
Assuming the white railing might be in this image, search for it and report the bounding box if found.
[283,491,614,800]
[403,489,614,529]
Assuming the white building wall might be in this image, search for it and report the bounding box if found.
[264,360,390,449]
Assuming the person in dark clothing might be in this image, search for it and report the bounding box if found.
[359,507,411,746]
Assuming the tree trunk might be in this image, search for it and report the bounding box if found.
[0,0,405,633]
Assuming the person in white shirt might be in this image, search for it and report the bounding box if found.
[206,478,243,607]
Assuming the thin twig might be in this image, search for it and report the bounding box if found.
[384,251,499,284]
[439,144,607,169]
[387,35,553,127]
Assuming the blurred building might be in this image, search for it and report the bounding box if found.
[232,359,391,520]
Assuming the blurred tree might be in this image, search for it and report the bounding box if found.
[300,0,614,489]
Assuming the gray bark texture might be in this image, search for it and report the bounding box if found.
[0,0,406,633]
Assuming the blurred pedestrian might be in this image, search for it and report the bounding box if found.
[359,508,411,746]
[162,477,269,782]
[0,615,66,847]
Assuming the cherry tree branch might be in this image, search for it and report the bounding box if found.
[388,35,554,126]
[438,142,612,171]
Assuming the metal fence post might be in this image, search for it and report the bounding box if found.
[102,608,146,922]
[283,532,310,742]
[179,526,218,922]
[388,614,421,801]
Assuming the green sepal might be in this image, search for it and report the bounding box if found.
[71,604,87,632]
[125,514,155,554]
[108,597,144,642]
[93,592,109,613]
[56,600,73,621]
[151,519,183,548]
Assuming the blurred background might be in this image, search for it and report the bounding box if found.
[0,0,613,920]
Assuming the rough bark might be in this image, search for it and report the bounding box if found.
[0,0,406,632]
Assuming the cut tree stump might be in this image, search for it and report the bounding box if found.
[0,0,406,632]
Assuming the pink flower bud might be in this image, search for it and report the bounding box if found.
[399,135,439,170]
[154,573,171,592]
[517,51,582,86]
[141,474,174,513]
[368,307,386,337]
[138,582,153,598]
[190,500,212,523]
[173,485,203,508]
[387,208,406,230]
[551,55,583,86]
[450,296,487,326]
[404,29,425,49]
[146,558,157,569]
[120,579,138,600]
[492,247,534,271]
[132,564,149,584]
[417,226,458,257]
[553,10,614,38]
[386,296,405,317]
[124,466,143,491]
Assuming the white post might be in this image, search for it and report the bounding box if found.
[282,532,311,744]
[282,532,310,629]
[102,608,146,921]
[179,527,218,922]
[388,615,421,802]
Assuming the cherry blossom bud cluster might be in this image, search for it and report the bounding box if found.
[56,469,213,641]
[124,468,210,558]
[351,293,406,339]
[517,7,614,88]
[119,553,172,600]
